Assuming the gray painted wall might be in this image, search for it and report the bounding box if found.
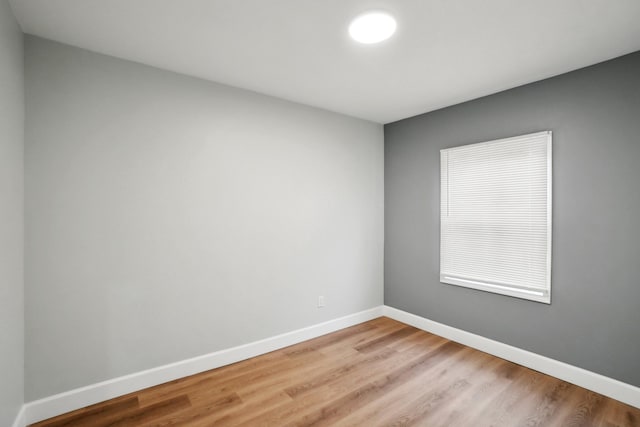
[385,51,640,387]
[0,0,24,424]
[25,36,384,400]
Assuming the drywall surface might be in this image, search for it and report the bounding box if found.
[385,51,640,387]
[0,0,24,424]
[25,36,383,400]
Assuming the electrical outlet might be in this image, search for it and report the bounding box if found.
[318,296,325,308]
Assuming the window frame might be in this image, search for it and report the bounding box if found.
[439,131,552,304]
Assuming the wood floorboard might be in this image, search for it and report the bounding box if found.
[30,317,640,427]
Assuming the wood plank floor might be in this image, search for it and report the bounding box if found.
[31,317,640,426]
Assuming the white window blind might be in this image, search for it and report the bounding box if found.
[440,131,552,303]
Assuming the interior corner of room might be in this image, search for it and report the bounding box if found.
[2,1,640,426]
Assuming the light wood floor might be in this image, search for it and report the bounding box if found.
[31,317,640,426]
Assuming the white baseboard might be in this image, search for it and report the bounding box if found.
[11,405,26,427]
[23,306,384,425]
[383,305,640,409]
[19,304,640,425]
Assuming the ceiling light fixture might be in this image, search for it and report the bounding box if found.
[349,11,397,44]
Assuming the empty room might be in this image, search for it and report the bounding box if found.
[2,1,640,426]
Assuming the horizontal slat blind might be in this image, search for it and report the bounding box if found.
[440,131,552,303]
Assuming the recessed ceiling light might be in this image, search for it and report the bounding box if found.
[349,11,397,44]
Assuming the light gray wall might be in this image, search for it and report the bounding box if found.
[25,36,384,400]
[0,0,24,424]
[385,51,640,387]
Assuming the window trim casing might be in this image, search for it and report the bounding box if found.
[439,131,552,304]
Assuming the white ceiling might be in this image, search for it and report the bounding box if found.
[10,0,640,123]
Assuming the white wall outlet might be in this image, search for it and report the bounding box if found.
[317,296,326,308]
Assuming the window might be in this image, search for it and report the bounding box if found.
[440,131,552,303]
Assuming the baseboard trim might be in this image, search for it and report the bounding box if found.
[11,405,26,427]
[23,306,384,425]
[383,305,640,409]
[21,304,640,424]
